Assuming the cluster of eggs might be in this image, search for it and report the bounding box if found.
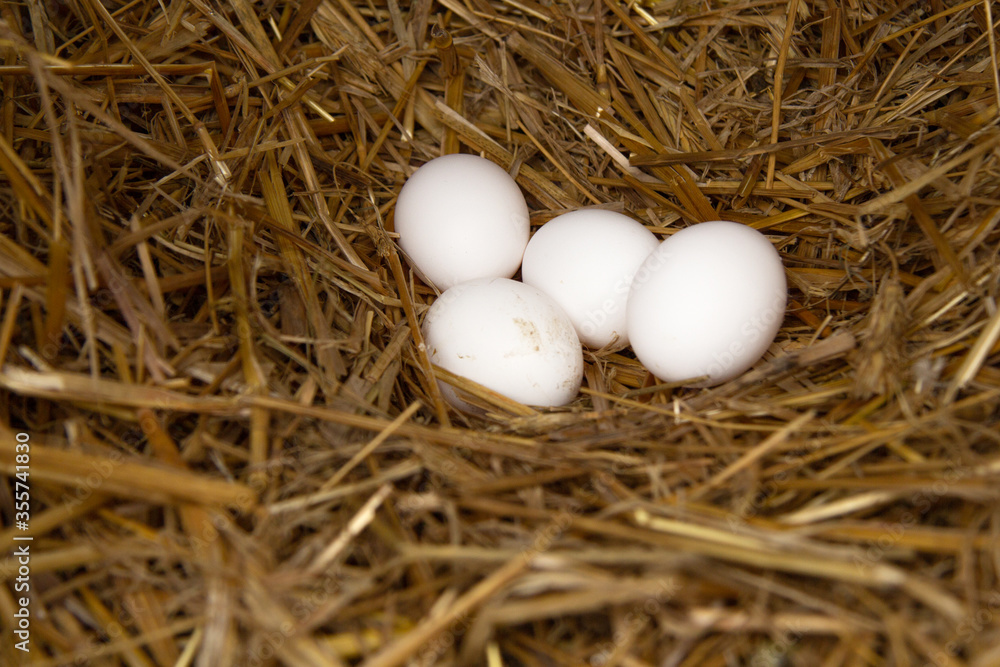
[394,154,787,410]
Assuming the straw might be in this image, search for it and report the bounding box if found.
[1,1,998,664]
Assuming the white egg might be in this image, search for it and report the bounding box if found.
[626,220,787,386]
[521,209,659,350]
[422,278,583,409]
[394,154,530,290]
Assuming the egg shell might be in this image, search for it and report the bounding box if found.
[626,220,787,386]
[521,209,660,350]
[394,154,530,290]
[422,278,584,409]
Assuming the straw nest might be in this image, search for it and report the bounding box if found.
[1,0,999,665]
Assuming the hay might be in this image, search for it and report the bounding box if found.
[1,0,999,665]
